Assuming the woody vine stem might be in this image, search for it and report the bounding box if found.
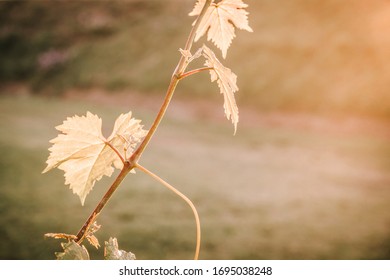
[74,0,213,260]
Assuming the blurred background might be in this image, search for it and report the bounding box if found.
[1,0,390,260]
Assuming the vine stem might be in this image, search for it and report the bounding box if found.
[129,0,212,164]
[74,0,212,248]
[75,162,132,243]
[179,67,214,80]
[105,141,125,165]
[135,164,201,261]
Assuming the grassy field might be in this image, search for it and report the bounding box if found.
[0,93,390,260]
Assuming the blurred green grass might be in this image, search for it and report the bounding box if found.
[1,94,390,259]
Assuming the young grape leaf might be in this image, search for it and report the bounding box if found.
[85,222,101,249]
[179,47,203,64]
[43,111,147,205]
[104,237,136,260]
[202,45,239,134]
[108,112,148,169]
[189,0,253,58]
[56,241,90,260]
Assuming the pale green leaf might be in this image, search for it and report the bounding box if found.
[104,237,136,260]
[43,111,147,205]
[202,45,239,134]
[108,111,148,170]
[189,0,253,58]
[56,241,90,260]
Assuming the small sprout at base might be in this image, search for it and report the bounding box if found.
[56,241,90,260]
[44,232,77,241]
[104,237,136,260]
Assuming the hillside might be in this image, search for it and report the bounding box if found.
[1,0,390,117]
